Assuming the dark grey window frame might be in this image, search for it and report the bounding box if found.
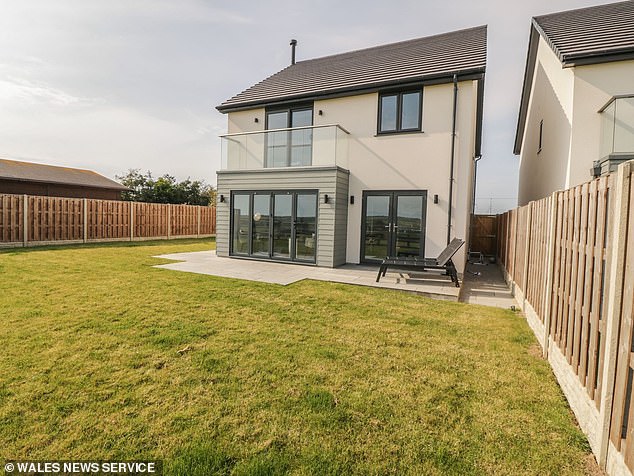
[229,189,319,264]
[377,89,423,135]
[360,189,427,263]
[264,104,314,168]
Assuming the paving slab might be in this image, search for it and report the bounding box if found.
[154,251,460,301]
[458,261,515,309]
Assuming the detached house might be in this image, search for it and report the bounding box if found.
[215,26,487,273]
[515,0,634,205]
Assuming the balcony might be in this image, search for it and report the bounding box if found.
[598,95,634,175]
[220,124,349,171]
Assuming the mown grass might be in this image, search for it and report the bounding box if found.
[0,239,591,474]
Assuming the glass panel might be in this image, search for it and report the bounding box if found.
[614,97,634,154]
[252,194,270,257]
[401,92,421,130]
[266,111,289,167]
[273,194,292,259]
[395,195,423,258]
[601,101,615,158]
[291,109,312,127]
[267,111,288,129]
[364,195,391,260]
[295,193,317,261]
[290,109,313,166]
[231,194,250,255]
[291,129,312,166]
[380,95,397,132]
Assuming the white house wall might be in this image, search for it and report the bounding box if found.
[222,81,479,272]
[569,60,634,187]
[314,81,476,270]
[519,35,634,205]
[518,35,575,206]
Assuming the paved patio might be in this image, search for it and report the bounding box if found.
[154,251,462,301]
[154,251,515,308]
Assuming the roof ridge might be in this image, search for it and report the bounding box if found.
[293,25,487,65]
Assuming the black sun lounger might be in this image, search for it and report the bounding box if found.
[375,238,465,287]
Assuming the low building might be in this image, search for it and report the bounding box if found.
[514,0,634,205]
[0,159,128,200]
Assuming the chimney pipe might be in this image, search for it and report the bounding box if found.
[290,39,297,65]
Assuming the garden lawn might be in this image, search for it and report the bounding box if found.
[0,239,592,475]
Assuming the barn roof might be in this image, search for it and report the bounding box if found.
[0,159,129,191]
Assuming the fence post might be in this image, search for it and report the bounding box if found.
[597,161,631,467]
[167,204,171,240]
[82,198,88,243]
[22,194,28,247]
[521,203,533,309]
[197,206,201,238]
[130,201,134,241]
[541,192,558,357]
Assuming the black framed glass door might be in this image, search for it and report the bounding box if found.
[230,190,318,263]
[361,191,426,263]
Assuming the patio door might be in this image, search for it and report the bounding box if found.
[361,191,427,263]
[231,191,317,263]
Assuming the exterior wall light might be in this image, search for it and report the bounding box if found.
[254,117,259,123]
[433,194,439,204]
[324,194,329,204]
[350,195,354,205]
[219,194,225,203]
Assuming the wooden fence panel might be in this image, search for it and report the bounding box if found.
[199,206,216,235]
[470,215,497,256]
[524,196,551,323]
[29,196,83,242]
[134,202,168,238]
[0,194,24,242]
[0,194,215,246]
[86,199,130,240]
[171,204,198,236]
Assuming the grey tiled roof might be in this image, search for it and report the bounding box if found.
[533,0,634,66]
[0,159,129,190]
[217,26,487,112]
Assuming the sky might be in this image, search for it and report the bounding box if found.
[0,0,615,213]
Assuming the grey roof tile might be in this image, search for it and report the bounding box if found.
[533,0,634,65]
[217,26,487,112]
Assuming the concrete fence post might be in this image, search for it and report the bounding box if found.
[167,204,171,240]
[83,198,88,243]
[130,201,134,241]
[521,203,533,310]
[597,161,631,467]
[197,206,201,237]
[541,192,559,357]
[22,194,28,247]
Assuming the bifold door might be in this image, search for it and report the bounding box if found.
[361,191,427,262]
[231,191,317,263]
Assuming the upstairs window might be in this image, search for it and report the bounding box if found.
[378,90,422,134]
[265,105,313,167]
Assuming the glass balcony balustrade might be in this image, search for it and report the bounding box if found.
[600,95,634,159]
[220,124,349,171]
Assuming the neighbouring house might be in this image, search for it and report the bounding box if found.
[215,26,486,272]
[514,0,634,206]
[0,159,129,200]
